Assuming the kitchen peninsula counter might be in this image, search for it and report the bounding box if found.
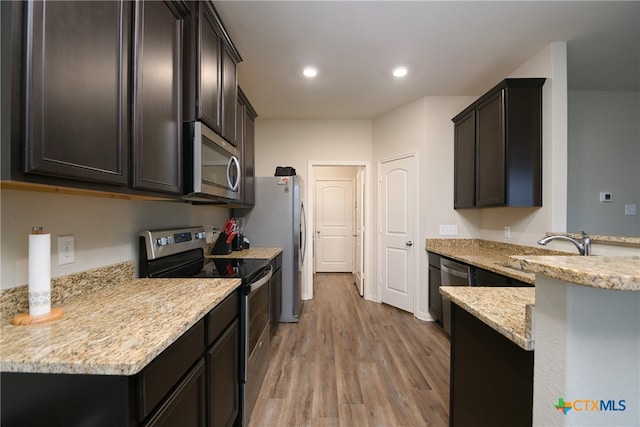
[426,238,570,284]
[440,286,535,350]
[0,277,241,375]
[511,254,640,291]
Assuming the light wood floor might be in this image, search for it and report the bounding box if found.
[249,273,451,427]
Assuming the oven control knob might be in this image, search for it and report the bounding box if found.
[156,237,169,246]
[195,231,206,240]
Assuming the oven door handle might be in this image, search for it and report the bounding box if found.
[248,265,273,293]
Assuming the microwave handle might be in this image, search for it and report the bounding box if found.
[227,156,241,191]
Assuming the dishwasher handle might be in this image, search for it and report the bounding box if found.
[441,263,469,279]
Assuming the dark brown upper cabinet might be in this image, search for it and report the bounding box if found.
[230,88,257,208]
[453,110,476,209]
[132,0,189,195]
[452,78,545,209]
[4,0,191,199]
[21,1,130,186]
[221,46,238,146]
[193,1,222,133]
[187,1,241,146]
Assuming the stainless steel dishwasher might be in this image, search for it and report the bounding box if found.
[440,258,472,335]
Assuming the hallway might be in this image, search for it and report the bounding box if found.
[249,273,451,426]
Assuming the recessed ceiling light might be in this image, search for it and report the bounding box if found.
[303,67,318,78]
[392,66,408,78]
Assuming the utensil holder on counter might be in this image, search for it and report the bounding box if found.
[211,232,232,255]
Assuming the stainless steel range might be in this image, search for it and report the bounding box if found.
[139,226,272,427]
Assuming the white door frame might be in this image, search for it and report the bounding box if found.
[377,153,419,313]
[305,160,372,301]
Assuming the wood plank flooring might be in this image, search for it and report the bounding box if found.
[249,273,451,427]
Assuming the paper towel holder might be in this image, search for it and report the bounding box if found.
[10,226,65,326]
[11,308,65,326]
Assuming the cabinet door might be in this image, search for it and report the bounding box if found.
[428,265,443,324]
[133,0,188,194]
[221,47,238,146]
[198,3,222,133]
[24,1,129,185]
[475,90,506,207]
[236,90,256,207]
[243,109,256,206]
[475,267,511,287]
[453,110,475,208]
[206,319,240,427]
[271,265,282,328]
[145,359,207,427]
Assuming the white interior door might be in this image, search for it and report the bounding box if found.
[354,169,365,296]
[315,180,354,273]
[379,155,415,313]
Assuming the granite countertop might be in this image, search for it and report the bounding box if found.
[440,286,536,351]
[206,247,283,260]
[0,278,241,376]
[510,255,640,291]
[426,239,572,284]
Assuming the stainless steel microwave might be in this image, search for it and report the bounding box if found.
[183,121,240,202]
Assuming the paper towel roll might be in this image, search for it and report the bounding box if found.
[28,228,51,316]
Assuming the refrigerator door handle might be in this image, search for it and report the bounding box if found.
[300,200,307,263]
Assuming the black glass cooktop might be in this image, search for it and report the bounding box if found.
[199,258,269,281]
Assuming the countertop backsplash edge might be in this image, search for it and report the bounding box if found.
[0,261,135,321]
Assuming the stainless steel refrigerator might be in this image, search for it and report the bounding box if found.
[236,176,306,322]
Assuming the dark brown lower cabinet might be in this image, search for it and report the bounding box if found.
[145,359,206,427]
[269,254,283,331]
[207,318,240,427]
[449,304,533,427]
[0,291,241,427]
[428,252,443,325]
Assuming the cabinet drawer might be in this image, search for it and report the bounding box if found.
[140,320,205,420]
[428,252,441,267]
[206,290,239,346]
[144,359,206,427]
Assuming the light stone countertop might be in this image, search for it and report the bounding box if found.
[510,255,640,291]
[0,278,241,375]
[206,247,283,260]
[426,239,572,284]
[440,286,535,351]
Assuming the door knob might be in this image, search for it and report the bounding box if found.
[317,230,320,234]
[406,241,413,246]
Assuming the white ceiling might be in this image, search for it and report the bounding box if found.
[213,1,640,120]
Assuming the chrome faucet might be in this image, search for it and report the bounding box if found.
[537,230,591,256]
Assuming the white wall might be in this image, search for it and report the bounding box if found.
[567,90,640,237]
[533,277,640,426]
[471,42,569,245]
[253,119,373,301]
[369,43,569,318]
[371,96,474,318]
[254,120,373,179]
[0,189,230,290]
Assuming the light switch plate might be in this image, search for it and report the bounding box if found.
[625,204,637,216]
[58,235,75,265]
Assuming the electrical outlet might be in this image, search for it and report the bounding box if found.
[504,226,511,238]
[439,225,458,236]
[58,235,75,265]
